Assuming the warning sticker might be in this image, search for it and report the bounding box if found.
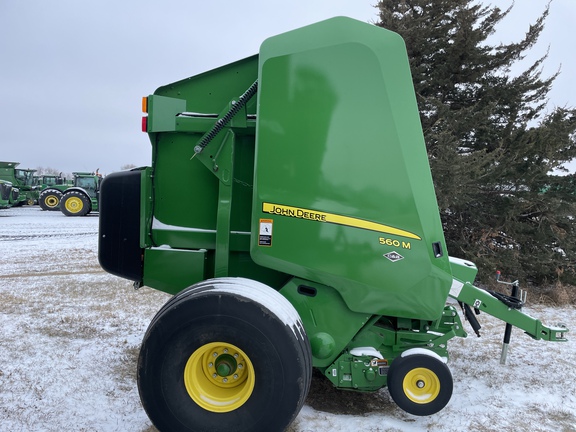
[259,219,273,246]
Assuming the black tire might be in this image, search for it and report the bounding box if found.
[39,189,63,211]
[138,277,312,432]
[387,353,453,416]
[61,191,91,216]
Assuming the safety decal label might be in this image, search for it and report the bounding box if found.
[262,202,421,240]
[259,219,273,246]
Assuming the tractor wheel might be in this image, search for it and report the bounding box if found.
[387,352,453,416]
[138,278,312,432]
[61,191,91,216]
[39,189,63,211]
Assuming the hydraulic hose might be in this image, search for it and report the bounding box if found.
[460,302,482,337]
[193,81,258,156]
[486,290,524,309]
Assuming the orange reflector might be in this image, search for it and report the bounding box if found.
[142,96,148,113]
[141,116,148,132]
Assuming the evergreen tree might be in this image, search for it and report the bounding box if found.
[376,0,576,286]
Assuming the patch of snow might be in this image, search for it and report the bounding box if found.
[350,347,384,359]
[401,347,447,363]
[203,277,306,341]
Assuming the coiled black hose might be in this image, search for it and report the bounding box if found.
[193,80,258,155]
[486,290,524,309]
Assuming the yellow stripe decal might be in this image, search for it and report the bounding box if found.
[262,202,421,240]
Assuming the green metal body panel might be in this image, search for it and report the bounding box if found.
[280,278,372,367]
[143,248,207,293]
[449,256,478,284]
[251,18,451,321]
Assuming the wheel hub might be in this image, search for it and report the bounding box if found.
[215,353,237,377]
[65,197,82,212]
[403,367,440,404]
[45,196,59,207]
[184,342,255,413]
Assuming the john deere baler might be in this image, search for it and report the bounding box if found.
[98,17,568,432]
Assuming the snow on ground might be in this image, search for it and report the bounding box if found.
[0,206,574,432]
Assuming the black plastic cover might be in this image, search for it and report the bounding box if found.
[98,170,143,282]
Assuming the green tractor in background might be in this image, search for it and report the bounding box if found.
[34,173,70,190]
[0,179,15,209]
[0,161,37,206]
[39,171,102,216]
[35,174,70,208]
[32,174,62,203]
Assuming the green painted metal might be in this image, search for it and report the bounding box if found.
[251,17,451,321]
[280,278,372,367]
[450,280,568,341]
[97,16,568,407]
[143,248,207,294]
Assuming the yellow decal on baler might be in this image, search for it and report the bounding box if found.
[262,202,421,240]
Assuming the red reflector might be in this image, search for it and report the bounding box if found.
[141,116,148,132]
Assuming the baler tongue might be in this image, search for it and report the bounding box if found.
[451,271,569,360]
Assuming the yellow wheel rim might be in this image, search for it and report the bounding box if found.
[403,367,440,404]
[45,196,59,207]
[184,342,255,413]
[64,197,83,213]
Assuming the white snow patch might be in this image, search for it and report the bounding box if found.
[204,277,306,341]
[401,347,447,363]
